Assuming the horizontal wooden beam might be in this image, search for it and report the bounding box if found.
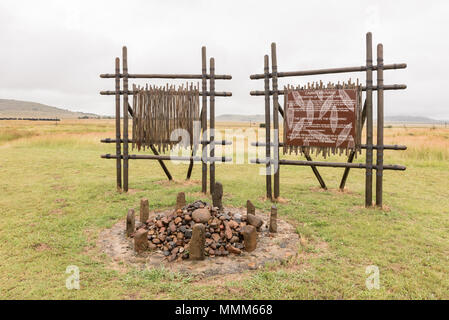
[100,73,232,80]
[250,84,406,96]
[251,142,407,150]
[360,144,406,150]
[100,90,232,97]
[250,63,407,79]
[251,158,406,170]
[101,138,129,143]
[101,138,232,146]
[102,154,232,162]
[201,140,232,146]
[101,138,178,144]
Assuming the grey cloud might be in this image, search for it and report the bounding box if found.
[0,0,448,119]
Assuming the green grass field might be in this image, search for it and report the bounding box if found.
[0,120,448,299]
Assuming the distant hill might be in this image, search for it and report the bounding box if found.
[216,114,265,122]
[0,99,100,119]
[216,113,445,124]
[384,115,444,124]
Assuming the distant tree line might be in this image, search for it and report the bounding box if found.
[0,117,60,121]
[78,115,114,119]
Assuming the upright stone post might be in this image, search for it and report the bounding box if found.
[176,192,186,210]
[189,223,206,260]
[126,209,135,237]
[134,229,149,253]
[140,198,149,223]
[212,182,223,211]
[241,225,257,252]
[247,214,263,231]
[247,200,255,215]
[270,205,278,233]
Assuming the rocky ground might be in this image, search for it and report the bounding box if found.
[98,201,300,276]
[137,200,259,262]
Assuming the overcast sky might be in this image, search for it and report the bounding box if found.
[0,0,448,119]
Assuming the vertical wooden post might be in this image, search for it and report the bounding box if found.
[187,105,202,180]
[201,47,208,194]
[376,44,384,207]
[271,43,280,200]
[186,109,200,180]
[186,132,197,180]
[122,46,129,192]
[115,57,122,191]
[209,57,216,194]
[186,152,195,180]
[365,33,373,207]
[263,55,272,200]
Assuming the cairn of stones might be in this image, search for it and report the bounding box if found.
[126,182,278,262]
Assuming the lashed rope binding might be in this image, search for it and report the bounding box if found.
[132,83,200,152]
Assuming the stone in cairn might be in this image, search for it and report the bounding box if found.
[192,208,211,223]
[241,225,257,252]
[168,221,177,233]
[126,209,135,237]
[176,192,186,211]
[226,244,242,255]
[189,223,206,260]
[247,214,263,231]
[136,197,249,261]
[140,198,149,223]
[134,228,149,253]
[224,221,233,240]
[211,233,221,242]
[247,200,255,215]
[212,182,224,211]
[270,205,278,233]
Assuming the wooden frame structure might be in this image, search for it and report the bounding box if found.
[250,33,407,207]
[100,46,232,194]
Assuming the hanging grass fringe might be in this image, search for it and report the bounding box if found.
[132,83,200,152]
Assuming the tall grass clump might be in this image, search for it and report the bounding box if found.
[0,128,36,145]
[401,145,449,162]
